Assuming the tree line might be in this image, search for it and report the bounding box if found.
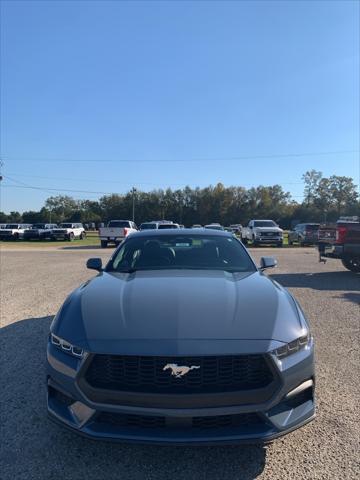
[1,171,358,228]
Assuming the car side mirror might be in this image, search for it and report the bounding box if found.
[259,257,277,270]
[86,258,102,271]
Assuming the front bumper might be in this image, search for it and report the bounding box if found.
[51,232,69,240]
[46,342,315,444]
[100,236,125,243]
[24,232,48,240]
[254,236,283,244]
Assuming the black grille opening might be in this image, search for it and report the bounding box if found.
[96,412,263,430]
[84,354,274,394]
[285,387,313,409]
[48,385,74,407]
[97,412,166,429]
[193,413,262,429]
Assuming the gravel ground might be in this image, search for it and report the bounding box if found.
[0,245,359,479]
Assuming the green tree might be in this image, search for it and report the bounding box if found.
[302,170,322,205]
[45,196,79,222]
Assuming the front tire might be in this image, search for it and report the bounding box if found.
[80,232,86,240]
[341,257,360,273]
[68,232,74,242]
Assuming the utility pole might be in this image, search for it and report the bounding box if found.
[131,187,137,222]
[0,160,3,216]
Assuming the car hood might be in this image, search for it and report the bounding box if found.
[53,270,307,354]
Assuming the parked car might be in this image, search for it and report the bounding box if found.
[242,220,283,247]
[318,217,360,272]
[140,222,160,230]
[228,225,242,236]
[99,220,137,247]
[288,223,320,246]
[0,224,32,240]
[23,223,58,240]
[204,223,224,231]
[157,222,180,229]
[47,229,315,444]
[51,223,86,241]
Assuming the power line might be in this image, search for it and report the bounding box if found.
[3,172,305,187]
[2,149,358,163]
[2,176,305,198]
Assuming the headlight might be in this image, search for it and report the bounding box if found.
[50,333,85,358]
[273,333,311,359]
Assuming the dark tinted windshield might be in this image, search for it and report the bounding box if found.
[253,221,276,227]
[108,221,131,228]
[109,234,256,272]
[305,224,320,230]
[60,223,73,228]
[6,224,20,229]
[32,224,46,229]
[157,224,179,229]
[140,223,158,230]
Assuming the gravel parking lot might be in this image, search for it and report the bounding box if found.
[0,245,359,479]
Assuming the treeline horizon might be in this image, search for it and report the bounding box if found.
[1,171,359,228]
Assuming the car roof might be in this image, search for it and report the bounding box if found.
[129,228,233,238]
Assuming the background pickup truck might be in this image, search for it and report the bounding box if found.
[318,217,360,273]
[99,220,137,248]
[242,219,283,247]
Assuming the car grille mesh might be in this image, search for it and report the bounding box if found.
[96,412,262,430]
[84,354,273,394]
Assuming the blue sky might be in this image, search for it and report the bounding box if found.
[1,0,359,213]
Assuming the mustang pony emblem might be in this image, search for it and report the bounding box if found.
[163,363,200,378]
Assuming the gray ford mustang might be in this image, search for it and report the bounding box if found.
[47,229,315,444]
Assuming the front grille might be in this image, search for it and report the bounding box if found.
[193,413,261,429]
[97,412,166,428]
[84,354,274,394]
[96,412,262,430]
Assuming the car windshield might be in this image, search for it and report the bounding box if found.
[140,223,158,230]
[305,224,320,230]
[32,224,46,229]
[60,223,73,228]
[157,224,179,229]
[108,221,130,228]
[253,221,276,227]
[109,234,256,272]
[6,224,19,229]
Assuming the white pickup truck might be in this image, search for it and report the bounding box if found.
[242,219,283,247]
[99,220,138,248]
